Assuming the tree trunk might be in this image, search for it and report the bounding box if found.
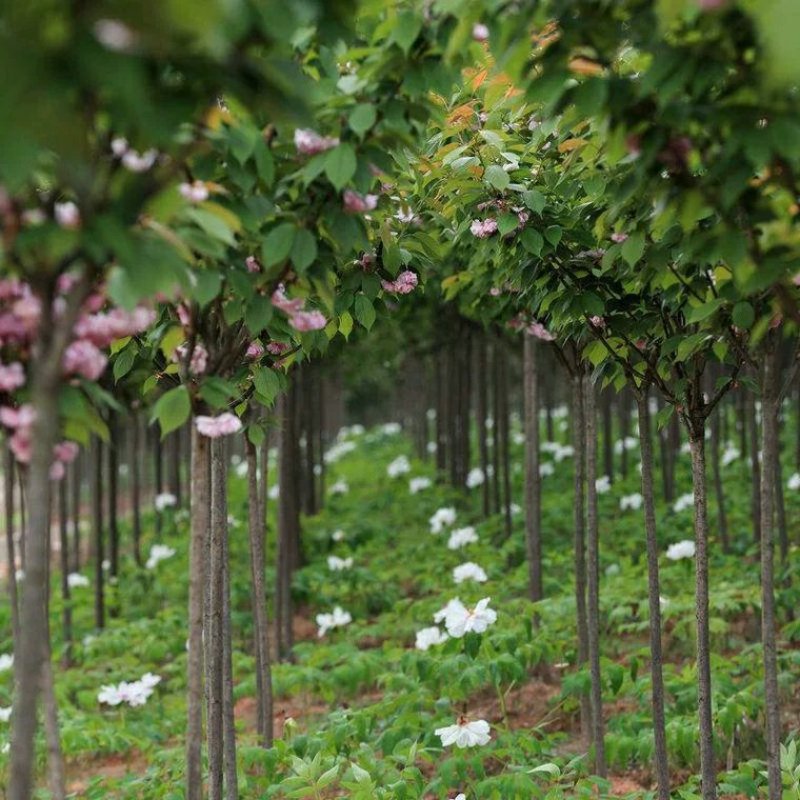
[9,305,67,800]
[169,429,182,507]
[70,454,81,572]
[523,335,542,601]
[4,446,19,642]
[688,423,717,800]
[42,654,66,800]
[58,476,72,667]
[108,414,120,608]
[91,437,105,629]
[758,337,782,800]
[636,392,671,800]
[131,413,142,567]
[186,426,209,800]
[476,335,491,517]
[774,421,788,563]
[710,405,729,552]
[584,376,606,775]
[602,390,613,484]
[154,429,163,536]
[572,371,591,742]
[747,388,761,546]
[246,436,274,747]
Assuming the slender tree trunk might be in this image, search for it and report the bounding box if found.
[216,442,238,800]
[584,377,606,775]
[523,336,542,601]
[618,390,629,479]
[747,388,762,546]
[131,413,142,567]
[435,348,448,474]
[774,422,788,563]
[58,477,72,666]
[42,654,66,800]
[186,426,209,800]
[476,335,491,517]
[602,390,613,483]
[710,405,729,552]
[9,309,67,800]
[572,371,591,742]
[4,447,19,642]
[70,454,81,572]
[91,437,105,629]
[496,342,512,539]
[206,437,225,800]
[636,392,671,800]
[688,422,717,800]
[108,414,120,607]
[169,429,182,507]
[247,437,274,747]
[758,337,782,800]
[154,429,163,536]
[277,390,298,659]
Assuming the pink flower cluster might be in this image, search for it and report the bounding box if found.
[63,339,107,381]
[508,315,555,341]
[0,362,25,392]
[271,284,327,332]
[246,341,265,359]
[0,404,36,463]
[174,343,208,376]
[470,218,498,238]
[195,413,242,438]
[294,129,340,156]
[343,190,378,214]
[381,270,419,295]
[74,307,155,349]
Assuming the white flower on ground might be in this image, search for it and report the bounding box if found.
[331,529,346,542]
[98,673,161,708]
[539,462,554,477]
[381,422,401,435]
[324,440,357,464]
[453,562,487,584]
[680,441,692,455]
[552,445,574,462]
[234,462,248,478]
[15,569,24,582]
[329,479,349,495]
[788,472,800,491]
[434,598,464,624]
[620,493,643,511]
[146,544,176,570]
[268,484,280,500]
[427,441,437,454]
[510,503,522,516]
[673,493,694,513]
[387,455,411,478]
[415,626,448,651]
[659,595,670,610]
[666,539,695,560]
[435,717,491,748]
[441,597,497,638]
[0,707,11,722]
[429,507,457,534]
[605,563,620,577]
[327,555,353,571]
[409,476,432,494]
[595,475,611,494]
[465,467,485,488]
[512,432,525,445]
[447,527,478,550]
[67,573,90,589]
[155,492,177,512]
[722,446,740,467]
[316,606,352,637]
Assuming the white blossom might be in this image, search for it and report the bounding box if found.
[155,492,177,512]
[447,527,478,550]
[328,479,349,495]
[146,544,176,570]
[429,507,457,534]
[435,718,491,748]
[440,597,497,638]
[387,455,411,478]
[788,472,800,491]
[595,475,611,494]
[465,467,485,488]
[409,476,432,494]
[316,606,352,637]
[327,555,353,571]
[453,562,487,584]
[0,707,11,722]
[672,493,694,513]
[666,539,695,560]
[619,493,643,511]
[415,626,448,651]
[67,573,90,589]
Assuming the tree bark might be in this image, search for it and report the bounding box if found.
[42,654,66,800]
[58,476,72,666]
[4,446,19,643]
[130,413,142,567]
[584,376,606,775]
[70,454,81,572]
[476,335,491,517]
[246,436,274,746]
[91,436,105,629]
[758,336,782,800]
[108,414,120,612]
[710,404,729,552]
[186,426,209,800]
[523,335,542,601]
[636,392,671,800]
[747,388,761,546]
[688,424,717,800]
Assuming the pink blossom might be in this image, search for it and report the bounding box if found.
[489,287,502,297]
[526,321,555,341]
[246,341,265,359]
[121,149,158,173]
[63,339,108,380]
[54,202,81,229]
[343,190,378,214]
[195,413,242,438]
[9,429,32,463]
[245,256,261,273]
[381,270,418,295]
[472,23,490,41]
[12,295,41,331]
[0,405,36,429]
[0,362,25,392]
[0,280,24,301]
[266,342,290,355]
[111,137,129,157]
[53,441,79,463]
[174,343,208,376]
[49,461,66,481]
[179,181,209,203]
[358,252,375,270]
[610,232,628,243]
[289,310,327,332]
[516,210,530,227]
[0,313,31,344]
[588,316,606,329]
[470,218,498,239]
[294,129,340,156]
[271,284,305,315]
[74,307,155,347]
[177,304,192,327]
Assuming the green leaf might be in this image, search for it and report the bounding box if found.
[544,225,562,247]
[185,209,236,247]
[192,271,223,306]
[354,295,376,330]
[497,213,519,236]
[262,223,296,268]
[348,104,376,138]
[113,343,138,383]
[291,229,318,273]
[253,366,281,406]
[391,10,422,53]
[151,387,190,438]
[339,310,354,339]
[732,301,754,329]
[520,229,544,256]
[685,298,724,323]
[484,164,510,191]
[521,189,545,214]
[245,295,273,334]
[324,144,357,190]
[621,232,645,267]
